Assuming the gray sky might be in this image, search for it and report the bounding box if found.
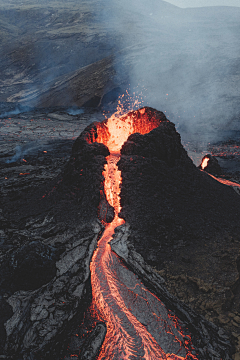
[164,0,240,7]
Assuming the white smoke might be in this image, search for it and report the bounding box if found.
[97,0,240,148]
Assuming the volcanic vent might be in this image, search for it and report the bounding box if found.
[84,108,198,359]
[2,107,236,360]
[71,107,234,359]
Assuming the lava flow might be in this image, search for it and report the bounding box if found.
[89,108,198,359]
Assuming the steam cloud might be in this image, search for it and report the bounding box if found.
[0,105,32,119]
[5,143,44,164]
[66,108,84,116]
[1,0,239,152]
[97,0,240,147]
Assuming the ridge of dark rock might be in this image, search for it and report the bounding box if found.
[118,116,240,355]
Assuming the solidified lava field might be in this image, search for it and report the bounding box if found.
[0,106,239,360]
[1,1,240,359]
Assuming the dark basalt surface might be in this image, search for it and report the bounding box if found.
[78,323,107,360]
[0,121,109,359]
[118,116,240,356]
[110,223,233,359]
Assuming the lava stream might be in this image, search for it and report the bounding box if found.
[89,111,198,359]
[90,162,197,358]
[207,173,240,189]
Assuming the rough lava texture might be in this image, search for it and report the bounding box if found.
[118,115,240,357]
[1,107,240,359]
[0,123,110,359]
[78,322,107,360]
[110,223,233,359]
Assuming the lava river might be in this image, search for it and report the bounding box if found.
[89,111,198,359]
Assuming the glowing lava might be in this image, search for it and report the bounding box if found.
[201,157,209,169]
[95,107,163,153]
[207,173,240,189]
[89,108,198,359]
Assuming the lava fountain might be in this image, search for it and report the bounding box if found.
[89,107,198,359]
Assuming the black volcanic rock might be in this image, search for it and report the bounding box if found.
[110,223,233,360]
[119,119,240,247]
[79,323,107,360]
[62,122,114,223]
[118,115,240,350]
[0,122,110,359]
[121,120,191,166]
[60,122,110,220]
[98,194,115,224]
[0,241,59,293]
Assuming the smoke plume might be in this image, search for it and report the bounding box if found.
[97,0,240,147]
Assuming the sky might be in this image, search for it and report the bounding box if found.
[164,0,240,7]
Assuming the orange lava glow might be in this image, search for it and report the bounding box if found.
[103,154,122,214]
[201,157,209,169]
[95,107,163,153]
[207,173,240,189]
[89,108,198,359]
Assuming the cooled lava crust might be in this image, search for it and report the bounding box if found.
[0,123,111,358]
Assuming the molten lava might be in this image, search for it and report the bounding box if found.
[208,173,240,189]
[95,107,163,153]
[89,108,198,359]
[201,157,209,169]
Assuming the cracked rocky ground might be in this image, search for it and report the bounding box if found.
[0,108,107,359]
[0,107,239,360]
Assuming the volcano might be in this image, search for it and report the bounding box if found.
[1,107,239,359]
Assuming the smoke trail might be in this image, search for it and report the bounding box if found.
[5,146,23,164]
[66,107,84,116]
[0,105,32,119]
[5,143,43,163]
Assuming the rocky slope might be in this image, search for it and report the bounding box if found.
[0,113,112,359]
